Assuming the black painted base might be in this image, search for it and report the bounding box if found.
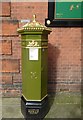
[21,96,49,120]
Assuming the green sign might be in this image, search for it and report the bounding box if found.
[55,0,82,19]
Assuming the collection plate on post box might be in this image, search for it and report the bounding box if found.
[45,0,83,27]
[29,48,38,61]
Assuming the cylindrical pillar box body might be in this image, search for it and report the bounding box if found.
[21,33,48,101]
[17,15,51,119]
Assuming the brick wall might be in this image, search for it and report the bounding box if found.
[1,2,82,97]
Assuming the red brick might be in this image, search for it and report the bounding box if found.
[0,3,2,16]
[11,2,48,23]
[1,74,13,84]
[12,39,21,58]
[0,74,2,84]
[0,59,19,73]
[0,2,11,17]
[3,89,21,97]
[2,20,19,36]
[0,41,2,55]
[13,74,22,83]
[0,40,12,55]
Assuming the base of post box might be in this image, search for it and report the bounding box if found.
[21,95,49,120]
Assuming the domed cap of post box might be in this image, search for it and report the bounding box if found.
[17,15,51,33]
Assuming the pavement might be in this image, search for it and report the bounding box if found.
[1,92,82,119]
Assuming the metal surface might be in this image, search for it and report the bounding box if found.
[17,15,51,101]
[21,35,48,100]
[17,15,51,119]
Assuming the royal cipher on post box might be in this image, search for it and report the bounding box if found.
[17,15,51,119]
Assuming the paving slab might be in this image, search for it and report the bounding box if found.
[1,93,82,119]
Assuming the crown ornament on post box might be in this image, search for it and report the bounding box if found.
[17,14,51,32]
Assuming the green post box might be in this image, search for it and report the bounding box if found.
[17,15,51,119]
